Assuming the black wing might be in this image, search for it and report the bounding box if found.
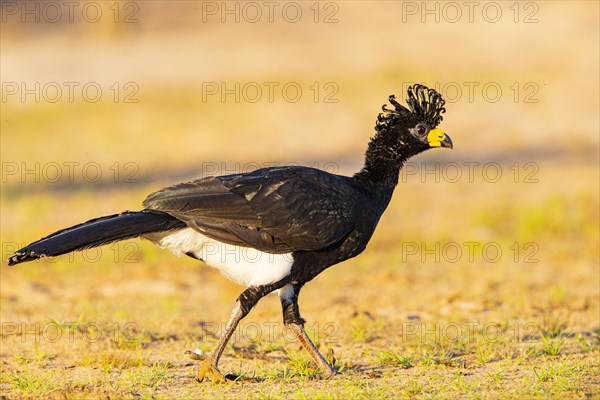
[143,167,360,253]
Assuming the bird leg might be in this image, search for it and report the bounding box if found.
[279,284,336,378]
[286,322,336,378]
[186,285,273,383]
[186,301,243,383]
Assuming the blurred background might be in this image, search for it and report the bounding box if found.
[2,2,598,172]
[0,1,598,396]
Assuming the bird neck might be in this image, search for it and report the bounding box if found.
[354,128,417,181]
[352,136,404,207]
[352,127,426,209]
[354,159,400,189]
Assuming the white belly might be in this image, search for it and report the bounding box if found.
[152,228,294,287]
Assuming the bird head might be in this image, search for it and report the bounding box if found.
[375,84,453,159]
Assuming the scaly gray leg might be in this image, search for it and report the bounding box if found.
[279,283,336,378]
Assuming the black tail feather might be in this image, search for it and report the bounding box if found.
[8,210,186,266]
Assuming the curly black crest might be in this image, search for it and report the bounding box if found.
[376,84,446,132]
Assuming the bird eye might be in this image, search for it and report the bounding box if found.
[416,124,428,135]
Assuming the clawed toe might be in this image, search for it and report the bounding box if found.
[185,350,227,383]
[198,362,227,384]
[185,349,206,361]
[320,368,337,380]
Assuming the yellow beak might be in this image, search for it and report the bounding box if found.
[427,128,453,149]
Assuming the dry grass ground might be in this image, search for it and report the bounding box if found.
[1,158,597,398]
[1,2,599,399]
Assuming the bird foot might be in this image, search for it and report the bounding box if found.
[185,350,227,383]
[319,365,337,380]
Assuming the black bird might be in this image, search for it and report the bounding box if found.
[8,84,453,382]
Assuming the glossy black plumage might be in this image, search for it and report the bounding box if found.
[143,167,361,254]
[7,211,185,266]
